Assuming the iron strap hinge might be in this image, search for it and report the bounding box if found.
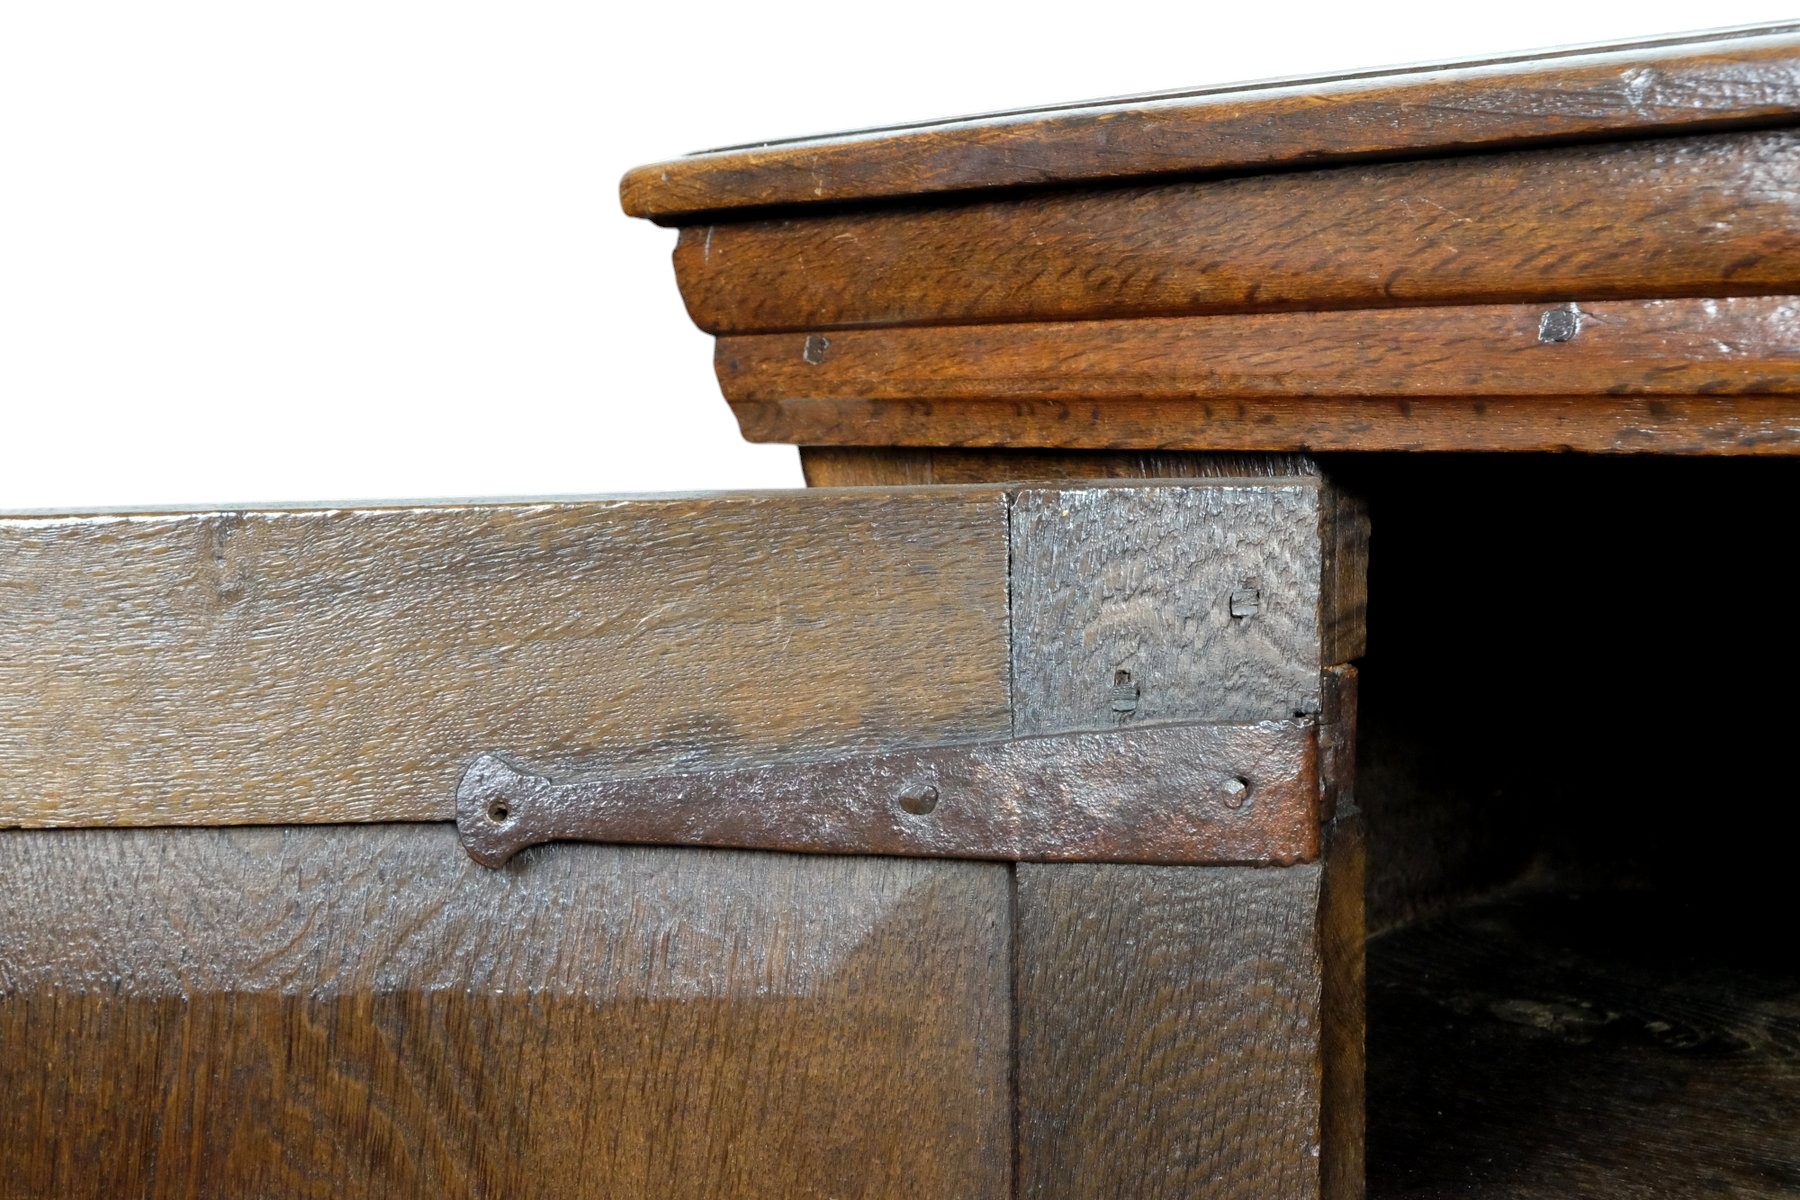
[456,719,1319,869]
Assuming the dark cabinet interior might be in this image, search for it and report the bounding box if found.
[1338,455,1800,1197]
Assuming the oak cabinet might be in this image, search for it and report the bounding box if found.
[7,23,1800,1199]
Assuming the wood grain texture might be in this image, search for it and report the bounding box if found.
[1368,884,1800,1199]
[1320,814,1367,1200]
[1321,490,1370,667]
[742,394,1800,455]
[719,298,1800,403]
[0,490,1010,826]
[0,824,1011,1199]
[800,448,1322,487]
[1010,480,1354,1199]
[1015,861,1329,1200]
[673,132,1800,334]
[622,25,1800,220]
[1010,484,1325,731]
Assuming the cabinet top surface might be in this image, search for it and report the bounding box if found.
[621,23,1800,222]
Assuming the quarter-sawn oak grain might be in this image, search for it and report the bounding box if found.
[1014,861,1330,1200]
[623,25,1800,220]
[1008,479,1356,1200]
[1010,484,1325,730]
[0,824,1011,1199]
[0,490,1010,826]
[674,133,1800,334]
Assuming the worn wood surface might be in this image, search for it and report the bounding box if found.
[1368,883,1800,1198]
[1009,479,1358,1199]
[0,490,1010,826]
[1321,492,1370,667]
[1015,860,1330,1200]
[674,132,1799,334]
[0,824,1012,1199]
[623,25,1800,220]
[720,298,1800,405]
[746,393,1800,455]
[800,447,1322,487]
[807,454,1363,690]
[1318,664,1359,824]
[1321,814,1367,1200]
[1011,484,1325,729]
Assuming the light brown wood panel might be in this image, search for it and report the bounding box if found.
[674,132,1800,334]
[0,824,1012,1199]
[622,26,1800,219]
[744,394,1800,455]
[0,490,1010,826]
[719,298,1800,403]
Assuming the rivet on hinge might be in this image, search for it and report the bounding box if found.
[897,783,940,816]
[1110,669,1140,721]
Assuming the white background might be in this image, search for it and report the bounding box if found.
[1,2,1790,508]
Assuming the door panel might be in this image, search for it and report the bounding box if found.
[0,479,1358,1198]
[0,825,1010,1198]
[0,489,1010,827]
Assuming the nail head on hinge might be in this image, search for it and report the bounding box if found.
[1229,587,1261,618]
[1538,305,1581,343]
[1222,777,1252,810]
[1109,669,1140,720]
[802,335,831,365]
[897,782,939,816]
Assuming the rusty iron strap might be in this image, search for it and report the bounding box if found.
[457,719,1318,868]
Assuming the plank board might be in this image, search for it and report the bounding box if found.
[1015,861,1329,1200]
[0,824,1012,1199]
[673,132,1800,334]
[800,448,1324,487]
[0,490,1011,826]
[1010,484,1325,729]
[719,298,1800,403]
[743,394,1800,455]
[622,25,1800,219]
[1008,480,1355,1200]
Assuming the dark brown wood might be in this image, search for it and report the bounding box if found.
[1320,813,1366,1200]
[745,394,1800,455]
[1318,664,1359,824]
[0,490,1010,827]
[1015,861,1331,1200]
[457,720,1322,868]
[623,25,1800,220]
[1010,484,1326,727]
[799,447,1322,486]
[0,824,1012,1199]
[1007,478,1362,1200]
[719,297,1800,404]
[675,133,1799,334]
[1321,492,1370,667]
[1368,883,1800,1199]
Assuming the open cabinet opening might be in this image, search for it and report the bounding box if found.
[1327,455,1800,1198]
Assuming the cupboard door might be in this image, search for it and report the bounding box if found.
[0,478,1360,1198]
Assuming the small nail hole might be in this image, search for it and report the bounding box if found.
[487,800,511,823]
